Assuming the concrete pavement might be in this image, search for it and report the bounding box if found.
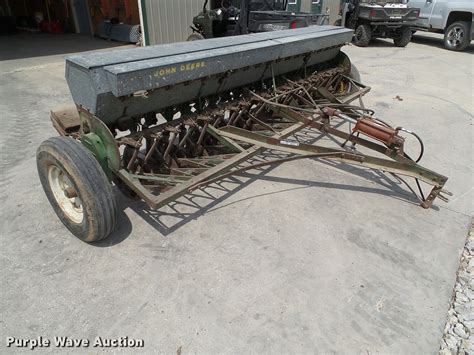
[0,32,472,353]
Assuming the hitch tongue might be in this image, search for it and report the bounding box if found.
[437,194,450,203]
[438,189,453,203]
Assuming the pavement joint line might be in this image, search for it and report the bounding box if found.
[448,187,474,204]
[0,62,64,75]
[438,205,472,219]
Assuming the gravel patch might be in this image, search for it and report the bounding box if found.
[440,218,474,354]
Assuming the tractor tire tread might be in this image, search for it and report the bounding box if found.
[36,136,116,242]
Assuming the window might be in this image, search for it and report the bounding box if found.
[312,0,320,3]
[288,0,297,4]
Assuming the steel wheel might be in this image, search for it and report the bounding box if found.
[447,26,464,47]
[37,136,117,242]
[444,21,471,51]
[47,165,83,224]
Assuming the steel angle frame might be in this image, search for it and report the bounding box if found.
[114,76,450,210]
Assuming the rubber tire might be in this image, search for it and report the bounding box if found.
[393,27,412,47]
[36,136,116,243]
[333,19,342,27]
[444,21,471,51]
[353,24,371,47]
[187,33,205,41]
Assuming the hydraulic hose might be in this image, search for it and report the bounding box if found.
[396,127,425,163]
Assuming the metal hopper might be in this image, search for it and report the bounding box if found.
[65,26,353,125]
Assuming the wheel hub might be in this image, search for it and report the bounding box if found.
[447,27,464,47]
[47,165,84,224]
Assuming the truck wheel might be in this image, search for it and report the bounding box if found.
[353,24,371,47]
[187,33,204,41]
[36,137,117,242]
[393,27,412,47]
[444,21,471,51]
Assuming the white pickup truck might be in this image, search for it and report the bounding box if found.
[409,0,473,51]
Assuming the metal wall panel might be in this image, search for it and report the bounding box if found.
[326,0,341,25]
[141,0,206,45]
[300,0,311,13]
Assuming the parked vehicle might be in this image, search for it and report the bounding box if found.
[409,0,473,51]
[335,0,421,47]
[188,0,328,40]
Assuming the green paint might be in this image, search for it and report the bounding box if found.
[311,0,323,14]
[81,133,111,177]
[287,0,301,12]
[140,0,150,46]
[78,110,121,177]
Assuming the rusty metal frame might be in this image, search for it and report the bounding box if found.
[111,74,450,210]
[53,68,451,210]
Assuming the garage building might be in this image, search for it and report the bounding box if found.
[0,0,339,47]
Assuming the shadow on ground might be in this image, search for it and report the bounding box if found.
[127,161,426,237]
[98,126,436,245]
[411,33,474,53]
[0,33,126,61]
[350,35,474,53]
